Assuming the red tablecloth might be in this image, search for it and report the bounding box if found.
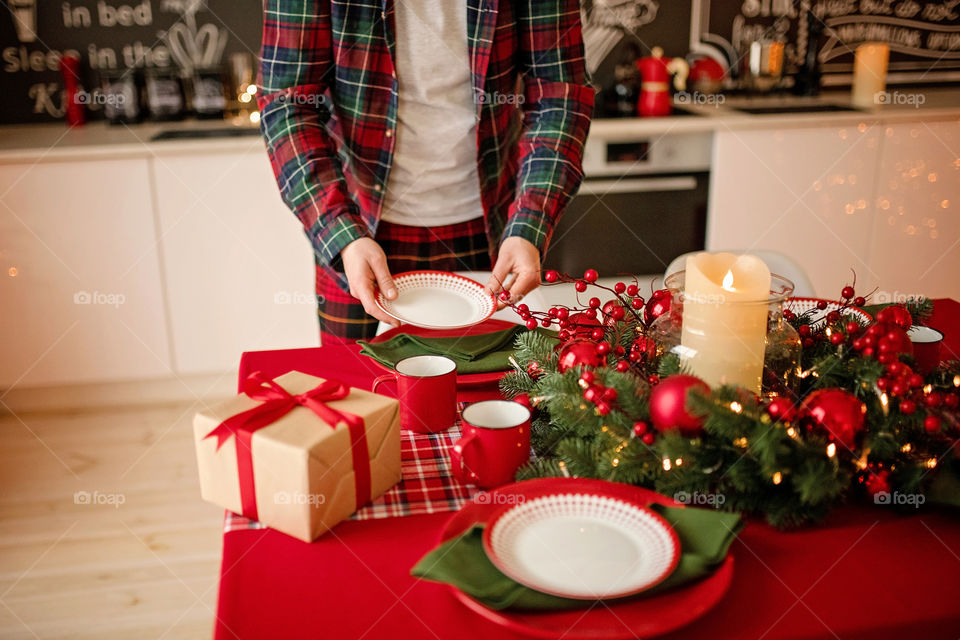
[214,300,960,640]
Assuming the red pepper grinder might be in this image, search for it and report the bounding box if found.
[636,47,689,117]
[59,53,86,127]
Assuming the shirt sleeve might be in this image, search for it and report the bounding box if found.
[506,0,595,255]
[257,0,369,268]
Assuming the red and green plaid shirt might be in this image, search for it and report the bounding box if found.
[257,0,594,269]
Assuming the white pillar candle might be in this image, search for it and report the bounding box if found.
[851,42,889,109]
[680,253,772,394]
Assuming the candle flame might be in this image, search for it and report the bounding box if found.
[721,270,736,292]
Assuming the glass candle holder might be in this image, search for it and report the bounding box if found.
[648,271,801,397]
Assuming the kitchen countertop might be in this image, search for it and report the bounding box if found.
[0,88,958,163]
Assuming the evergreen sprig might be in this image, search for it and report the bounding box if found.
[500,316,960,529]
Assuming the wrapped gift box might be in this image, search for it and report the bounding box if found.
[193,370,401,542]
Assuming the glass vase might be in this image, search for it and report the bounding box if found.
[648,271,802,397]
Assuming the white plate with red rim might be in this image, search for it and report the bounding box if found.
[481,492,681,600]
[375,270,496,330]
[785,297,873,326]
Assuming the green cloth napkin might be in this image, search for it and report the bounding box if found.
[359,327,553,375]
[411,504,742,611]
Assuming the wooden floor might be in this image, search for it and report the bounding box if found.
[0,400,225,639]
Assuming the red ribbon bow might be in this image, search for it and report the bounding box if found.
[205,372,372,522]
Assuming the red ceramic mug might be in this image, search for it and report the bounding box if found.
[908,325,945,374]
[372,355,457,433]
[451,400,531,489]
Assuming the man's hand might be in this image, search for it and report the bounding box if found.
[340,237,400,326]
[487,236,541,307]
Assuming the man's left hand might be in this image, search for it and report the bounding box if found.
[487,236,541,307]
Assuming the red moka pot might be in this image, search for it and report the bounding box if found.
[636,47,689,117]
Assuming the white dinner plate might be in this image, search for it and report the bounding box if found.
[482,493,680,600]
[785,297,873,326]
[376,271,496,330]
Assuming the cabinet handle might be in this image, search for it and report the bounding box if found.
[576,177,698,195]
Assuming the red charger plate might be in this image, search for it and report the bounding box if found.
[367,318,519,386]
[439,478,735,639]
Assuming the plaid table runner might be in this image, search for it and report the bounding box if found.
[224,415,479,534]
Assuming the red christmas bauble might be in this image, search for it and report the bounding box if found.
[649,374,709,437]
[557,339,603,373]
[567,312,601,338]
[801,389,867,449]
[643,289,672,326]
[876,305,913,331]
[766,396,796,422]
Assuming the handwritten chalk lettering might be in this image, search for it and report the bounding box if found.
[927,30,960,49]
[896,1,922,18]
[3,47,80,73]
[121,41,170,68]
[97,0,153,27]
[62,3,92,28]
[922,1,960,22]
[87,44,117,70]
[28,83,65,117]
[831,22,924,48]
[741,0,796,18]
[815,1,861,18]
[859,0,895,16]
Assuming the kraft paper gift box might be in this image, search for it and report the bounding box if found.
[193,370,401,542]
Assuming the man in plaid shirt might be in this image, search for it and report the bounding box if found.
[258,0,593,343]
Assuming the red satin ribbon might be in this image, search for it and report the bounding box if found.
[205,372,372,522]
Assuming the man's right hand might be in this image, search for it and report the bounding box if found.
[340,237,400,327]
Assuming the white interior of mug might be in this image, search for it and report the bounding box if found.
[462,400,530,429]
[908,325,944,344]
[396,355,456,377]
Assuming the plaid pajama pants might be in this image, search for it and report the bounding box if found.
[315,217,492,344]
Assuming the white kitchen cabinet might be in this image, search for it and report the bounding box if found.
[0,159,172,387]
[708,123,884,296]
[867,122,960,301]
[151,145,317,375]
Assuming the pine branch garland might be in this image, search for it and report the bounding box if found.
[499,281,960,529]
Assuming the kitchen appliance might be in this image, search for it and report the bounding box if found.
[741,40,785,93]
[543,130,711,278]
[636,47,689,117]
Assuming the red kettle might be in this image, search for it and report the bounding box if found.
[636,47,689,117]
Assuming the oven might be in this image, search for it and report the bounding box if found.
[543,129,712,277]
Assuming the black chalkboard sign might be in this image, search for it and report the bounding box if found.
[0,0,262,124]
[702,0,960,82]
[2,1,958,125]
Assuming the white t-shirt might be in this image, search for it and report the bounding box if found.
[380,0,485,227]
